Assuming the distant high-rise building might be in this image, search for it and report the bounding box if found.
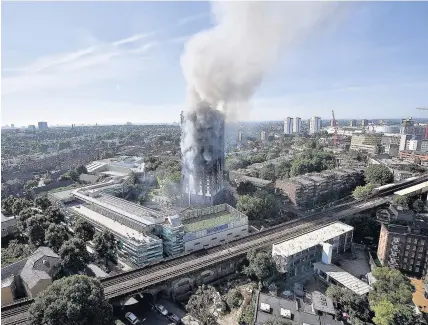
[293,117,301,134]
[260,131,267,141]
[309,117,321,134]
[126,122,132,126]
[28,125,36,131]
[238,131,243,142]
[10,124,15,129]
[361,119,368,127]
[330,120,335,127]
[38,121,48,130]
[350,119,357,127]
[284,117,293,135]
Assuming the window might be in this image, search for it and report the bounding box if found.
[416,267,420,272]
[194,242,200,246]
[421,240,425,245]
[414,239,418,244]
[406,245,411,250]
[220,239,225,243]
[407,238,412,243]
[242,229,246,232]
[235,235,240,238]
[404,258,408,263]
[405,251,409,257]
[227,233,232,236]
[416,261,421,266]
[418,254,423,259]
[212,237,217,240]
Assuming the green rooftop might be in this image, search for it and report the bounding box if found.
[183,212,237,233]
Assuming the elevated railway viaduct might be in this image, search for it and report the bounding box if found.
[2,174,427,325]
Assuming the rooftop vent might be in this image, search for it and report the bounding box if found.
[42,260,50,267]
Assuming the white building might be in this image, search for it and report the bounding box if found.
[181,204,248,253]
[408,139,421,151]
[284,117,293,135]
[309,117,322,134]
[272,222,353,279]
[293,117,301,134]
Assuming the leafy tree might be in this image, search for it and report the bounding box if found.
[225,288,243,309]
[412,199,426,213]
[93,230,117,266]
[186,285,219,325]
[76,165,88,175]
[326,285,372,322]
[45,224,69,252]
[275,160,291,179]
[161,180,181,200]
[243,250,276,282]
[35,196,52,210]
[372,300,395,325]
[12,198,33,216]
[18,207,38,232]
[45,206,65,224]
[59,238,90,274]
[29,275,114,325]
[369,267,413,306]
[236,191,279,221]
[393,195,410,208]
[260,163,276,181]
[74,218,95,242]
[225,156,249,171]
[26,215,49,246]
[364,165,393,185]
[236,181,256,196]
[352,184,376,200]
[1,240,36,266]
[1,195,18,214]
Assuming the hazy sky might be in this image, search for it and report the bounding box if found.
[2,1,428,126]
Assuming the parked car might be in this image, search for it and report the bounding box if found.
[167,313,181,324]
[125,312,142,325]
[155,304,168,316]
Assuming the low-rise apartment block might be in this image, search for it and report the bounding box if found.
[377,222,428,276]
[272,222,353,281]
[275,168,364,209]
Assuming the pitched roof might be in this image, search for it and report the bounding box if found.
[20,247,61,290]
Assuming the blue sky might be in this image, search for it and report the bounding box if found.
[2,1,428,126]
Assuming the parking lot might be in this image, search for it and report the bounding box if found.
[115,294,186,325]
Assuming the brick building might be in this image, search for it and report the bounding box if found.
[377,222,428,276]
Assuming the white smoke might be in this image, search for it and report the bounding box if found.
[181,1,346,116]
[180,1,347,197]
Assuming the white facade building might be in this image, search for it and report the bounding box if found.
[408,139,421,151]
[272,222,353,278]
[309,117,322,134]
[181,204,248,253]
[284,118,293,135]
[293,117,301,134]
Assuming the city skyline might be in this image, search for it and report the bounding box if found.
[2,1,428,126]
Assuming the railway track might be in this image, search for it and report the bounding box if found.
[104,216,336,298]
[2,175,425,324]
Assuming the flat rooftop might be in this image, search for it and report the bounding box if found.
[73,190,163,226]
[273,222,353,257]
[69,205,159,245]
[313,262,372,295]
[49,188,76,201]
[183,211,236,233]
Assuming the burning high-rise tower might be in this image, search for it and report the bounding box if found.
[181,106,225,206]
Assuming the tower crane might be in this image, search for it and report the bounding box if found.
[416,107,428,139]
[332,110,338,146]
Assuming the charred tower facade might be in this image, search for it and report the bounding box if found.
[181,107,225,206]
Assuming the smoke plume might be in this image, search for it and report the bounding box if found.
[181,1,345,193]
